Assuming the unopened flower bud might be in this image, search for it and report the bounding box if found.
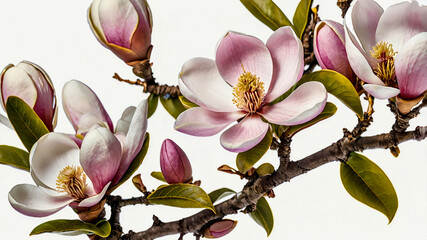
[160,139,192,184]
[314,20,356,84]
[88,0,153,64]
[1,61,57,131]
[204,219,237,238]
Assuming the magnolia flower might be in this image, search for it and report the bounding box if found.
[175,26,327,152]
[344,0,427,100]
[314,20,357,84]
[8,130,120,217]
[88,0,153,63]
[160,139,193,184]
[63,80,148,185]
[203,219,237,239]
[1,61,57,131]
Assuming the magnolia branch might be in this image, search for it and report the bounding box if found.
[103,124,427,240]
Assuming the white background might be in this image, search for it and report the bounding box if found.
[0,0,426,239]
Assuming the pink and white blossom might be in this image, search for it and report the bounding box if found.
[344,0,427,100]
[0,61,57,131]
[175,27,327,152]
[88,0,153,63]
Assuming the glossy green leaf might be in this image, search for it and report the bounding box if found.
[240,0,294,31]
[249,197,274,236]
[293,0,313,38]
[208,188,236,204]
[147,94,159,119]
[30,219,111,237]
[148,183,215,212]
[160,95,187,119]
[108,133,150,193]
[151,171,167,182]
[340,152,398,223]
[6,96,50,151]
[179,96,199,109]
[0,145,29,171]
[256,163,275,176]
[236,129,273,173]
[272,70,363,119]
[285,102,337,136]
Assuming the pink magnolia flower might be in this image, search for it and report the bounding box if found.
[203,219,237,239]
[88,0,153,63]
[344,0,427,100]
[0,61,57,131]
[314,20,357,84]
[175,26,328,152]
[160,139,192,184]
[62,80,148,185]
[8,129,121,217]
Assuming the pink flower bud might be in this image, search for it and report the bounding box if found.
[204,219,237,238]
[88,0,153,63]
[160,139,192,184]
[0,61,57,131]
[314,20,356,83]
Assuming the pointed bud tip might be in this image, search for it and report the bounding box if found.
[160,139,192,184]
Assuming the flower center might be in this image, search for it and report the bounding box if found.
[370,41,398,88]
[56,165,87,200]
[232,70,265,114]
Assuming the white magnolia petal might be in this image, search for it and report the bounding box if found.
[220,115,269,153]
[30,133,80,190]
[8,184,74,217]
[260,82,327,125]
[78,182,110,208]
[351,0,383,52]
[179,58,236,112]
[1,66,37,108]
[115,106,136,134]
[363,84,400,99]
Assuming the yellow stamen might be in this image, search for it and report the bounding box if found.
[370,41,398,88]
[232,70,265,114]
[56,165,87,200]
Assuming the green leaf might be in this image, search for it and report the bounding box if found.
[256,163,275,176]
[285,102,337,136]
[160,95,187,119]
[272,70,363,119]
[179,96,199,109]
[147,94,159,119]
[249,197,274,236]
[292,0,313,39]
[236,129,273,173]
[148,183,216,212]
[108,133,150,193]
[340,152,398,223]
[208,188,236,204]
[240,0,294,31]
[6,96,50,151]
[151,171,167,182]
[0,145,29,171]
[30,219,111,237]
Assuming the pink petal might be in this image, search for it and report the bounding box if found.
[8,184,74,217]
[174,107,244,136]
[80,127,122,193]
[62,80,113,133]
[1,65,37,109]
[363,84,400,99]
[179,58,236,112]
[113,100,148,185]
[314,21,356,82]
[88,0,109,47]
[376,1,427,52]
[30,133,81,190]
[220,115,269,153]
[216,31,273,90]
[265,26,304,103]
[78,182,111,208]
[129,0,152,59]
[344,23,384,85]
[98,0,138,49]
[351,0,383,52]
[395,32,427,100]
[260,82,327,125]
